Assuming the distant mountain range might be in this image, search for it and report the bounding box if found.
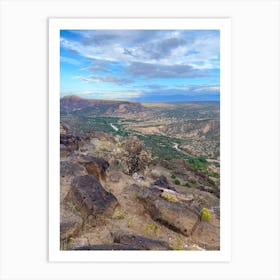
[132,93,220,102]
[60,95,144,116]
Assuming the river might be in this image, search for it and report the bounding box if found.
[172,143,180,151]
[110,123,119,132]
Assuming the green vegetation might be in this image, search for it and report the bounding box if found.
[174,179,181,185]
[62,113,193,160]
[200,208,212,222]
[112,209,125,220]
[207,171,219,178]
[161,192,178,203]
[131,190,138,200]
[190,177,197,184]
[173,238,185,250]
[61,102,220,195]
[137,133,186,160]
[61,114,126,134]
[187,157,220,180]
[160,102,219,120]
[208,178,216,187]
[144,223,161,236]
[188,157,207,170]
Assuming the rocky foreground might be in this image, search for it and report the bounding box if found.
[60,124,220,251]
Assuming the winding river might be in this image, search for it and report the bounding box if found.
[110,123,119,132]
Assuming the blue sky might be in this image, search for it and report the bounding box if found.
[60,30,220,102]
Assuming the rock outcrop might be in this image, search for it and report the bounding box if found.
[66,175,118,224]
[60,134,82,155]
[78,155,109,180]
[112,231,172,250]
[72,232,172,250]
[60,205,83,241]
[153,175,176,191]
[60,161,87,177]
[128,184,199,237]
[191,220,220,250]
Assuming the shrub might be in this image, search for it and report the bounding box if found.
[112,209,125,220]
[190,178,197,184]
[144,223,161,236]
[200,208,212,222]
[173,238,185,250]
[185,182,192,188]
[161,192,178,203]
[122,136,151,175]
[188,157,206,170]
[208,179,216,187]
[197,156,207,163]
[174,179,181,185]
[131,190,138,200]
[171,174,176,179]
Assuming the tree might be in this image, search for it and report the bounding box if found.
[122,136,151,175]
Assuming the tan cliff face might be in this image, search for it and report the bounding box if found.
[60,95,145,116]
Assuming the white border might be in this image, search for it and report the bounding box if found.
[49,18,231,262]
[1,0,279,279]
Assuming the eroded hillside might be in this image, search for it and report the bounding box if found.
[60,96,220,251]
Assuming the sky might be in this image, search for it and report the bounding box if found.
[60,30,220,102]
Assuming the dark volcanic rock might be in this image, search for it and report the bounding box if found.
[112,231,172,250]
[67,175,118,223]
[197,185,215,194]
[60,205,83,241]
[72,244,140,250]
[128,184,199,237]
[60,123,93,157]
[154,175,176,191]
[60,133,81,154]
[60,161,87,177]
[78,155,109,180]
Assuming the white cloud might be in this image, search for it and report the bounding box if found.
[60,30,220,69]
[60,56,81,66]
[61,88,142,100]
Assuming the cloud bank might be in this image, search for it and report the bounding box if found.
[60,29,220,101]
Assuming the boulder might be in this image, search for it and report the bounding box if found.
[66,175,118,223]
[191,221,220,250]
[128,184,199,236]
[78,155,109,180]
[60,133,81,152]
[154,175,176,191]
[60,161,87,177]
[197,185,216,194]
[60,205,83,241]
[112,231,172,250]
